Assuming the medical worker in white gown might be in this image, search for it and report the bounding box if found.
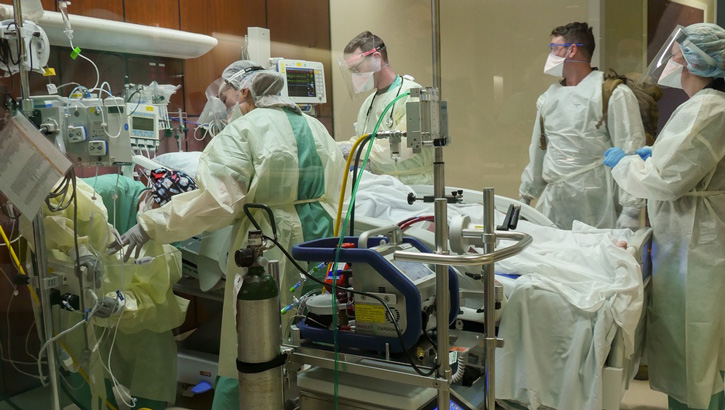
[108,61,344,409]
[605,23,725,410]
[519,22,646,229]
[338,31,434,184]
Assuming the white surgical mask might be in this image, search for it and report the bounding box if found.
[352,71,375,94]
[543,53,566,77]
[657,59,684,89]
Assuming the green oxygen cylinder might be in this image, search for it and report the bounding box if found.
[235,230,283,410]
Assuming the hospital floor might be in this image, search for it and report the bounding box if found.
[0,378,669,410]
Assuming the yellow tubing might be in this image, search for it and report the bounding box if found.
[1,224,116,410]
[334,134,370,237]
[0,224,41,306]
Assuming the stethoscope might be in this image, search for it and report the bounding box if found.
[363,76,405,135]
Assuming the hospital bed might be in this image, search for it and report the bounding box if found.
[142,154,650,409]
[350,181,651,410]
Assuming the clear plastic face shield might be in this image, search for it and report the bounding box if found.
[338,44,386,99]
[639,25,688,85]
[219,66,265,121]
[197,78,229,135]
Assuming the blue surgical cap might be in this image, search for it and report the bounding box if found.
[679,23,725,78]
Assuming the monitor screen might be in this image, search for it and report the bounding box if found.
[286,68,317,98]
[391,260,435,283]
[132,116,154,132]
[108,105,124,114]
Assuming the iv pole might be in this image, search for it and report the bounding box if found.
[12,1,62,408]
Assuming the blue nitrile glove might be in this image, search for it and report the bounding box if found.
[636,146,652,161]
[604,147,626,168]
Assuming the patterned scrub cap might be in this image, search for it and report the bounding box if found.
[148,168,198,206]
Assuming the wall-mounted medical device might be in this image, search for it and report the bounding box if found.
[0,19,50,75]
[29,95,132,166]
[127,103,170,153]
[274,59,327,105]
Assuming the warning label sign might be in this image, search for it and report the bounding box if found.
[355,304,387,323]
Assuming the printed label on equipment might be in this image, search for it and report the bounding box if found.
[355,304,386,323]
[449,351,457,365]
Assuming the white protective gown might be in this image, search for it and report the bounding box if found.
[347,75,434,184]
[520,70,645,229]
[137,107,344,381]
[612,85,725,409]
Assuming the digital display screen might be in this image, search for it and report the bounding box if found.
[132,116,154,132]
[286,68,317,98]
[391,260,435,283]
[108,106,123,114]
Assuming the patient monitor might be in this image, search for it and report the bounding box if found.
[273,59,327,105]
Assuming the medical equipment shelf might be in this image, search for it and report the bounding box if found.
[285,345,445,390]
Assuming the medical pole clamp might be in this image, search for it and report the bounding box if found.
[407,190,463,205]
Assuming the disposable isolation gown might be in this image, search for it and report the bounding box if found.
[136,107,344,405]
[612,83,725,409]
[39,179,188,407]
[346,75,434,184]
[520,70,645,229]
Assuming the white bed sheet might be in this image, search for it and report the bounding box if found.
[346,171,644,410]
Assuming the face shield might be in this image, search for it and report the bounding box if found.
[197,78,228,135]
[337,45,385,99]
[639,25,688,84]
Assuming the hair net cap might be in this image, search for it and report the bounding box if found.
[250,71,303,114]
[222,60,264,90]
[222,61,302,114]
[680,23,725,78]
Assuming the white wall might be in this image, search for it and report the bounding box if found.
[330,1,593,198]
[330,1,432,139]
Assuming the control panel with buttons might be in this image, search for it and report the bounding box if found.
[29,95,132,166]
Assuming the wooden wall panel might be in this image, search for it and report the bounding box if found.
[125,55,185,111]
[60,0,124,21]
[124,0,180,29]
[1,0,335,152]
[180,0,267,116]
[55,48,127,94]
[0,0,54,12]
[267,0,333,133]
